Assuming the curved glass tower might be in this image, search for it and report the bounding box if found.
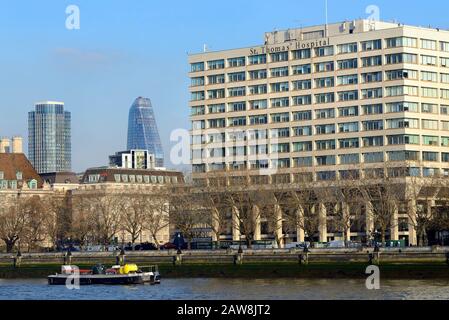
[127,97,164,167]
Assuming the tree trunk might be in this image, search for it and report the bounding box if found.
[381,229,386,247]
[5,240,15,253]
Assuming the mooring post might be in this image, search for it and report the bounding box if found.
[119,248,126,266]
[303,246,309,265]
[374,245,380,265]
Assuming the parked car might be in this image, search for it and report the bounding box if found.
[285,242,310,249]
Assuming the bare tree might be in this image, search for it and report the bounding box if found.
[0,196,29,253]
[145,190,170,249]
[119,193,147,249]
[70,194,96,250]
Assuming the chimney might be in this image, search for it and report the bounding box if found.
[12,136,23,154]
[0,138,11,153]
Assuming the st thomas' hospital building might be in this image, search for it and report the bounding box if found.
[189,19,449,247]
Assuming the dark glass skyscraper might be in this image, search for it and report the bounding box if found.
[28,101,71,174]
[127,97,164,167]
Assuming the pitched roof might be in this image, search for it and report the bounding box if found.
[0,153,43,188]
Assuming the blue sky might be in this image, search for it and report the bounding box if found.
[1,0,448,172]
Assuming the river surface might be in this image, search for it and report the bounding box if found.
[0,278,448,300]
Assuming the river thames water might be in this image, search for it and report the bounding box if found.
[0,278,448,300]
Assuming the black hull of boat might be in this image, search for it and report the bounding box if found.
[48,273,161,286]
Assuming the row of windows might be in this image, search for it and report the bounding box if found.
[193,150,449,167]
[0,179,38,190]
[193,102,449,117]
[191,85,449,101]
[86,174,178,184]
[192,69,449,87]
[191,38,449,72]
[193,167,449,181]
[193,114,449,131]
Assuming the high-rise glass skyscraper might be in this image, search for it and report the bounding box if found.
[127,97,164,167]
[28,101,71,174]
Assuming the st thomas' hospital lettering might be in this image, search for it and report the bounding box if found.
[249,38,330,55]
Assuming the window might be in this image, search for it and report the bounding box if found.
[338,74,358,85]
[0,171,3,180]
[315,108,335,119]
[421,39,437,50]
[363,136,384,147]
[292,64,311,75]
[228,72,246,82]
[316,155,336,166]
[271,97,290,108]
[249,115,268,125]
[386,118,419,129]
[248,54,267,65]
[339,106,358,117]
[191,77,205,87]
[29,179,38,190]
[208,74,225,84]
[315,46,334,57]
[248,69,267,80]
[192,120,205,130]
[315,77,334,88]
[363,120,384,131]
[191,106,205,116]
[338,90,358,101]
[442,153,449,162]
[272,158,291,169]
[441,89,449,100]
[207,59,225,70]
[317,171,336,181]
[293,157,313,168]
[16,171,22,180]
[271,143,290,153]
[442,121,449,131]
[191,91,205,101]
[337,58,357,70]
[249,84,267,95]
[191,62,204,72]
[385,69,417,80]
[386,37,417,48]
[271,113,290,123]
[385,53,417,64]
[228,87,245,97]
[385,86,418,97]
[316,140,336,151]
[362,56,382,67]
[361,88,383,99]
[228,102,246,112]
[292,49,311,60]
[337,43,357,54]
[388,151,419,161]
[421,103,438,114]
[364,152,384,163]
[441,57,449,68]
[271,52,289,62]
[208,104,226,114]
[423,152,438,162]
[315,124,336,135]
[315,93,335,104]
[363,104,383,115]
[361,39,382,51]
[293,110,312,121]
[421,87,438,98]
[315,61,334,72]
[339,138,359,149]
[292,80,312,91]
[441,105,449,115]
[441,73,449,83]
[271,82,289,93]
[339,154,360,165]
[441,42,449,52]
[292,126,312,136]
[421,55,437,66]
[208,118,225,128]
[422,119,438,130]
[339,122,359,133]
[423,136,439,146]
[249,100,267,110]
[292,95,312,106]
[270,67,289,78]
[361,72,382,83]
[387,135,419,145]
[293,141,313,152]
[208,89,225,99]
[386,101,418,113]
[228,57,246,67]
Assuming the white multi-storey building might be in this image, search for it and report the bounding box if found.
[188,20,449,246]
